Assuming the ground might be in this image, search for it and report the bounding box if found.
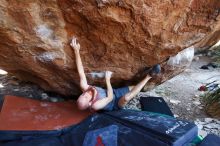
[0,56,220,137]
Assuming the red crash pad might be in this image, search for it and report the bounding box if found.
[0,95,92,131]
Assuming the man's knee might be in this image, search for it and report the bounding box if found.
[118,95,130,108]
[117,91,133,108]
[122,93,132,102]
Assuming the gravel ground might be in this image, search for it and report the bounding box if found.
[0,56,220,137]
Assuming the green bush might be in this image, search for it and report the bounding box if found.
[203,87,220,106]
[210,44,220,64]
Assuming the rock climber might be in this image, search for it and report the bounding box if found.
[70,37,161,111]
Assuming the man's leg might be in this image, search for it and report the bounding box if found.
[118,75,151,108]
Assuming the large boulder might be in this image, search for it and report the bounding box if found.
[0,0,219,96]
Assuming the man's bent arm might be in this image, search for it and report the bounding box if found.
[91,71,113,110]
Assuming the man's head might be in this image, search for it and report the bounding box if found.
[77,90,93,110]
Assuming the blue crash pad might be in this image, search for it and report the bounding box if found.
[199,134,220,146]
[0,110,198,146]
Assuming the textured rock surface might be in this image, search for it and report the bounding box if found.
[0,0,219,96]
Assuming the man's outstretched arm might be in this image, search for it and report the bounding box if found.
[71,37,89,91]
[91,71,113,110]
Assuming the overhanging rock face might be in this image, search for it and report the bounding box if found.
[0,0,219,96]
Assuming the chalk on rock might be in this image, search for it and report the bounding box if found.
[87,72,106,78]
[167,46,194,68]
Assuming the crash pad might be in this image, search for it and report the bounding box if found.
[0,110,198,146]
[198,134,220,146]
[0,95,91,131]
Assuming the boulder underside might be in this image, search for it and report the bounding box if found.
[0,0,219,96]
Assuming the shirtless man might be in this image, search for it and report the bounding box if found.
[71,37,161,111]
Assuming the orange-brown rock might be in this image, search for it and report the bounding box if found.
[0,0,219,96]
